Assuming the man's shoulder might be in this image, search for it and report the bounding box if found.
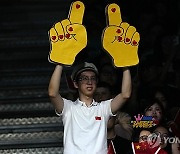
[100,99,113,104]
[62,98,77,105]
[62,98,82,106]
[63,97,73,102]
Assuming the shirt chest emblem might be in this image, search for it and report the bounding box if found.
[95,116,101,120]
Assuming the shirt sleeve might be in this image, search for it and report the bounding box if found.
[101,99,115,117]
[55,109,62,116]
[55,98,72,116]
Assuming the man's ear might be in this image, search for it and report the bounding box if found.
[73,81,78,88]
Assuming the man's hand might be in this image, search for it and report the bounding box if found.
[48,1,87,65]
[102,3,140,67]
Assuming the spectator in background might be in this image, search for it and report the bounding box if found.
[141,98,165,126]
[94,82,112,102]
[114,112,133,141]
[153,126,180,154]
[138,129,151,143]
[99,63,120,96]
[94,80,133,153]
[107,112,133,154]
[130,98,166,142]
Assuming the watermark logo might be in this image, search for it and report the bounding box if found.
[164,137,180,144]
[131,114,158,128]
[147,133,161,148]
[147,133,180,148]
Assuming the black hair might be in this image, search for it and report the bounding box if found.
[140,98,168,126]
[140,98,165,115]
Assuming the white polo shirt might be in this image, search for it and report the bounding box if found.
[56,98,113,154]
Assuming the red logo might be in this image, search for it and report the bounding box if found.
[95,116,101,120]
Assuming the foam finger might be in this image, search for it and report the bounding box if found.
[124,26,136,44]
[120,22,130,42]
[61,19,72,39]
[106,3,122,26]
[49,26,58,42]
[131,32,140,46]
[54,22,65,41]
[68,1,85,24]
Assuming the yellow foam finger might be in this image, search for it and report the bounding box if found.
[106,3,122,26]
[49,27,58,42]
[66,24,87,42]
[54,22,64,41]
[103,26,124,45]
[68,1,85,24]
[120,22,130,42]
[124,26,136,44]
[61,19,72,39]
[102,3,140,67]
[48,1,87,65]
[131,32,140,46]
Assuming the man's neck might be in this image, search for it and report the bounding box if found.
[79,95,93,107]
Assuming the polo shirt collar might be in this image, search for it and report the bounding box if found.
[76,98,98,107]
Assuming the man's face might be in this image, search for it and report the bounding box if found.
[74,71,97,97]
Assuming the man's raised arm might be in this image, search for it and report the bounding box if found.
[48,65,64,113]
[102,3,139,114]
[111,67,132,114]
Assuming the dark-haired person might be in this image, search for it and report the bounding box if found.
[94,82,112,102]
[48,62,131,154]
[153,126,180,154]
[142,98,166,126]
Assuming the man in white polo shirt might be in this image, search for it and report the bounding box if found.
[48,62,131,154]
